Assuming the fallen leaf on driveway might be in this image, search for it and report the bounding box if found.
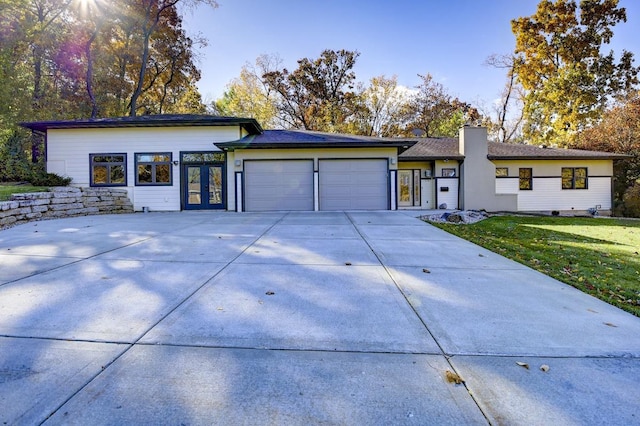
[345,262,352,266]
[266,291,275,296]
[516,362,530,369]
[445,370,464,384]
[603,322,618,327]
[422,268,430,273]
[540,364,550,372]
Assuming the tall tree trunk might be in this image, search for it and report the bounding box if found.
[86,29,99,118]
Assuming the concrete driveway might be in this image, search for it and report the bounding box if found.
[1,211,639,425]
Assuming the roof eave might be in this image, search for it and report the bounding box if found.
[215,141,416,151]
[20,117,263,134]
[488,154,630,160]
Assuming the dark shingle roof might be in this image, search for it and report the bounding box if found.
[21,114,263,134]
[487,142,629,160]
[398,138,462,160]
[400,138,629,161]
[215,129,416,150]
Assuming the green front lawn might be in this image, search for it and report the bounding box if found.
[430,216,640,317]
[0,184,49,201]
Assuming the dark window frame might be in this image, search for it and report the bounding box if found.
[89,153,127,187]
[135,152,173,186]
[562,167,588,190]
[519,168,533,190]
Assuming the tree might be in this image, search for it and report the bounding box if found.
[512,0,639,146]
[215,54,281,128]
[403,73,480,138]
[262,49,360,132]
[348,75,409,137]
[485,54,524,143]
[571,92,640,216]
[126,0,217,116]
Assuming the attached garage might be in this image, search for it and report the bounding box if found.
[319,159,389,210]
[244,160,314,211]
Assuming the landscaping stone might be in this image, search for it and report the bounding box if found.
[421,209,490,225]
[0,187,134,229]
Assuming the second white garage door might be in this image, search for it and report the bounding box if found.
[319,159,389,210]
[244,160,314,211]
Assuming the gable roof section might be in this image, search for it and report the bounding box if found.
[215,129,416,150]
[400,138,629,161]
[20,114,263,135]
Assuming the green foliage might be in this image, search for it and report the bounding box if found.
[432,215,640,317]
[512,0,639,146]
[0,0,213,138]
[404,74,480,137]
[572,92,640,216]
[215,55,280,128]
[262,49,361,132]
[0,130,31,181]
[622,183,640,217]
[0,185,50,201]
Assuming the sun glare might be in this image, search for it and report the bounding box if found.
[74,0,99,18]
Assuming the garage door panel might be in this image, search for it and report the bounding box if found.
[319,159,388,211]
[245,160,313,211]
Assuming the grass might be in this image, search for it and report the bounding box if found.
[430,215,640,317]
[0,183,49,201]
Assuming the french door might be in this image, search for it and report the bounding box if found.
[183,165,225,210]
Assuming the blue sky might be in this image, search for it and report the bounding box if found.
[183,0,640,110]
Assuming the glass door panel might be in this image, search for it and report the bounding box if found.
[208,166,223,206]
[187,166,201,205]
[398,170,412,206]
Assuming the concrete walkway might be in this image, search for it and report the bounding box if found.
[0,211,638,425]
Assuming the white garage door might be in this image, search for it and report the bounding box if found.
[244,160,314,211]
[319,159,389,210]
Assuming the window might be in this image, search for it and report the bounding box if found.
[562,167,588,189]
[90,154,126,186]
[496,167,509,177]
[181,152,226,163]
[519,168,532,190]
[441,168,456,177]
[135,153,172,185]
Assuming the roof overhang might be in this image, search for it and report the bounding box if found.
[20,115,263,135]
[215,135,416,152]
[487,154,631,161]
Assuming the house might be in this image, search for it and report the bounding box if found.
[21,115,627,215]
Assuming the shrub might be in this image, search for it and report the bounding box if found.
[622,183,640,218]
[28,170,72,187]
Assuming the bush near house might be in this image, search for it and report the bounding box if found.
[622,183,640,218]
[0,129,71,187]
[431,216,640,317]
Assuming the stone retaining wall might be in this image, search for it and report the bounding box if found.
[0,187,133,228]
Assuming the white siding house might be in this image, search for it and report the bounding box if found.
[22,116,627,215]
